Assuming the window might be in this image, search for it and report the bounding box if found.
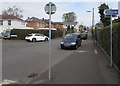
[8,20,11,25]
[35,34,40,36]
[0,20,3,25]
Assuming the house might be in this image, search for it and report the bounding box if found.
[26,17,55,29]
[52,22,64,30]
[26,17,65,30]
[0,15,31,33]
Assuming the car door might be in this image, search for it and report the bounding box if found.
[39,34,45,41]
[34,34,41,41]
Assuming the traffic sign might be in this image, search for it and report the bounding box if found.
[104,9,118,15]
[45,2,56,15]
[44,2,56,80]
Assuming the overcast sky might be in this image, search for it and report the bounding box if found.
[0,1,119,26]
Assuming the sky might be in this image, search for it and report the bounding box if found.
[0,1,119,26]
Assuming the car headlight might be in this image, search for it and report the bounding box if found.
[61,42,64,44]
[71,42,76,45]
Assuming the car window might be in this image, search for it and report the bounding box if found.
[39,34,44,36]
[35,34,40,36]
[28,34,32,36]
[65,34,77,39]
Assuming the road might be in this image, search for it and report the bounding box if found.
[2,34,119,84]
[2,38,76,83]
[30,35,118,84]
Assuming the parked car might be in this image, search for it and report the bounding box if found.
[60,33,82,49]
[25,33,49,42]
[2,29,17,39]
[80,32,88,40]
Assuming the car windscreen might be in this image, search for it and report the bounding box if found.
[81,32,87,35]
[27,34,32,36]
[64,34,77,39]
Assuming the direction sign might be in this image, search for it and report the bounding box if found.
[104,9,118,15]
[45,2,56,15]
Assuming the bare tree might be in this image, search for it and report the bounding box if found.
[2,5,23,18]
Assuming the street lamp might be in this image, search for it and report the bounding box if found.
[86,8,94,35]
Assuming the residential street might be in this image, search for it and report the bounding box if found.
[2,33,119,84]
[30,34,119,84]
[1,1,120,85]
[2,38,75,84]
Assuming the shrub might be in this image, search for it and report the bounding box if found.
[11,29,63,40]
[94,22,120,69]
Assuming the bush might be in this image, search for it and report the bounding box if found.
[11,29,63,40]
[94,22,120,69]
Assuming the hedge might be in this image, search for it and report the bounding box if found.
[10,29,63,40]
[93,22,120,70]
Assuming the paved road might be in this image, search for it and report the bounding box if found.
[2,38,75,84]
[30,35,119,84]
[2,34,119,84]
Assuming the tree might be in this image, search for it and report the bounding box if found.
[62,12,76,22]
[2,5,23,18]
[62,12,77,33]
[98,3,110,27]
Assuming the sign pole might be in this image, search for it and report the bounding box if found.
[45,2,56,81]
[118,1,120,18]
[104,9,118,67]
[110,15,113,67]
[49,2,52,80]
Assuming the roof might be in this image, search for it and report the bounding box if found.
[26,17,63,25]
[53,22,63,25]
[62,22,78,26]
[26,17,49,24]
[0,15,25,22]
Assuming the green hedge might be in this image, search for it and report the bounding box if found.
[11,29,63,40]
[93,22,120,69]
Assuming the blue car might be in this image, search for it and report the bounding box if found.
[60,33,82,49]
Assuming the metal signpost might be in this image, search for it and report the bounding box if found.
[104,9,118,67]
[119,1,120,17]
[45,2,56,80]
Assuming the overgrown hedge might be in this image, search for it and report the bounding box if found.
[10,29,63,40]
[93,22,120,69]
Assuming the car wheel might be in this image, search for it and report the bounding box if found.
[45,38,48,41]
[75,45,78,49]
[61,46,64,49]
[80,43,81,46]
[32,38,36,42]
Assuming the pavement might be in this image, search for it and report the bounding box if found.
[29,35,119,84]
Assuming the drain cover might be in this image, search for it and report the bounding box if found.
[28,73,39,78]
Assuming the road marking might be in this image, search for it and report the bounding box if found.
[94,49,98,54]
[78,51,88,53]
[1,79,18,84]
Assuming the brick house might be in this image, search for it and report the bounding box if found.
[52,22,64,30]
[26,17,55,29]
[26,17,64,30]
